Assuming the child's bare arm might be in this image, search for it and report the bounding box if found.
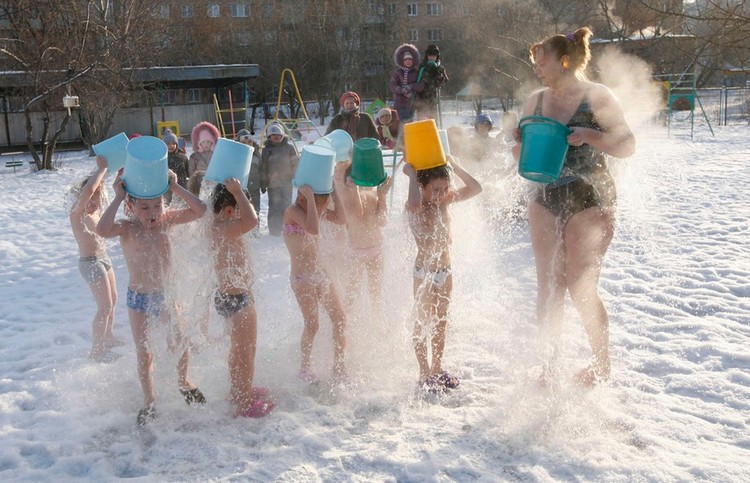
[96,170,128,238]
[325,185,346,225]
[299,185,321,235]
[71,156,108,215]
[165,170,207,225]
[447,156,482,203]
[403,162,422,213]
[223,177,258,237]
[375,174,394,227]
[333,161,360,219]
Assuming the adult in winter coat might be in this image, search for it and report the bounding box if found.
[236,129,262,214]
[375,107,400,149]
[260,123,299,236]
[415,44,449,121]
[188,121,220,178]
[325,91,378,141]
[389,43,425,122]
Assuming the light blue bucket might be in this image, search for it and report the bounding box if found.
[204,138,254,186]
[314,129,353,162]
[518,116,570,183]
[93,132,129,172]
[122,136,169,199]
[293,145,336,194]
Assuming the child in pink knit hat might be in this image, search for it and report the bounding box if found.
[188,121,221,183]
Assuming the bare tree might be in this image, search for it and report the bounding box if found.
[0,0,161,170]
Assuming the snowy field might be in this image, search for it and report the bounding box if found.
[0,119,748,481]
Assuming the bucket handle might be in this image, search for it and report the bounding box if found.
[518,115,570,135]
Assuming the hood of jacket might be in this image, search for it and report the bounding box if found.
[393,43,420,69]
[190,121,221,153]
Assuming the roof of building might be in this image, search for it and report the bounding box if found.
[0,64,260,91]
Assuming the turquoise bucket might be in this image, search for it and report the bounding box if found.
[314,129,353,162]
[351,138,387,187]
[293,145,336,194]
[93,132,129,172]
[122,136,169,199]
[518,116,570,183]
[204,138,254,186]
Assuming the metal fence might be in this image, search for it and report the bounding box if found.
[1,87,747,148]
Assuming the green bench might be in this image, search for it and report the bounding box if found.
[3,152,25,172]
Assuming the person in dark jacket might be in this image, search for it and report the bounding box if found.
[389,43,425,122]
[259,123,299,236]
[162,129,189,204]
[415,44,449,121]
[236,129,262,214]
[325,91,378,141]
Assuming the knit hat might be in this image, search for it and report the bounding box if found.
[377,108,392,123]
[425,44,440,57]
[236,129,252,141]
[402,51,413,60]
[162,130,178,145]
[339,91,361,107]
[475,113,493,128]
[267,123,284,137]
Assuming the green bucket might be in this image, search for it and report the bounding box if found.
[518,115,570,183]
[351,138,387,187]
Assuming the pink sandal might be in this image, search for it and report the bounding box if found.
[238,398,275,418]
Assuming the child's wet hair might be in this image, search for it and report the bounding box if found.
[416,164,451,187]
[212,183,249,213]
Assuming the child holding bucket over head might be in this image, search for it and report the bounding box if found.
[283,147,348,383]
[69,155,120,361]
[333,139,394,314]
[403,121,482,392]
[97,165,208,425]
[210,178,274,417]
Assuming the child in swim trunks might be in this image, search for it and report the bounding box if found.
[210,178,274,418]
[282,184,348,383]
[69,155,120,361]
[333,160,394,314]
[403,155,482,392]
[97,168,208,425]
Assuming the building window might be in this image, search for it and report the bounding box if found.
[187,89,201,104]
[231,4,248,17]
[263,2,273,17]
[387,3,396,15]
[426,3,442,16]
[407,3,417,16]
[180,4,194,18]
[427,28,443,41]
[207,4,220,17]
[160,90,177,105]
[368,1,384,15]
[158,4,170,18]
[409,29,418,42]
[457,4,469,16]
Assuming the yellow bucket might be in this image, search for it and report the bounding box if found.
[404,119,446,170]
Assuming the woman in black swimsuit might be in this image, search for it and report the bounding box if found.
[512,27,635,386]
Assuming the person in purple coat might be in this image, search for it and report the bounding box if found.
[389,43,425,123]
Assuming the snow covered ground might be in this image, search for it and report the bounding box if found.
[0,118,748,481]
